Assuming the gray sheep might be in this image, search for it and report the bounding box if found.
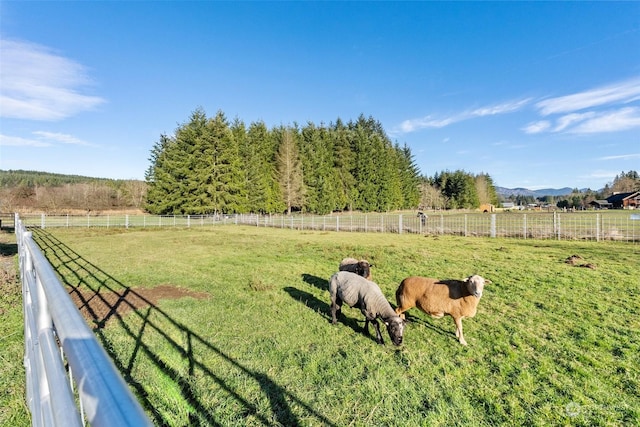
[338,257,373,280]
[329,271,404,345]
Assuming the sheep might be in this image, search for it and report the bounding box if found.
[338,257,373,280]
[395,275,490,346]
[329,271,404,346]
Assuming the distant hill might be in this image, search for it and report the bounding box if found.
[496,186,577,198]
[0,169,136,187]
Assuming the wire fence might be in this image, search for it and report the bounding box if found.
[15,211,640,242]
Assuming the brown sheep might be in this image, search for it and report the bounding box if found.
[395,275,490,346]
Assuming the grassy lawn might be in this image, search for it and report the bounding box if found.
[22,226,640,426]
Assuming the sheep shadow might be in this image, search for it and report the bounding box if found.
[284,285,380,345]
[283,286,331,319]
[403,312,456,340]
[30,228,336,427]
[301,273,328,291]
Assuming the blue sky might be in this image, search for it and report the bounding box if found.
[1,1,639,191]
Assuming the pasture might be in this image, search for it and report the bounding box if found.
[17,226,640,425]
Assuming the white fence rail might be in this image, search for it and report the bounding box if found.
[16,214,152,426]
[16,211,640,242]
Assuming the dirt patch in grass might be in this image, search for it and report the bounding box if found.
[68,285,209,327]
[565,254,597,269]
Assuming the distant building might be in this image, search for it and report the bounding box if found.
[590,200,612,209]
[501,202,525,210]
[605,191,640,209]
[480,203,495,213]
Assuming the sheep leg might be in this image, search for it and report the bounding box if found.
[367,317,385,345]
[331,298,342,324]
[454,317,467,346]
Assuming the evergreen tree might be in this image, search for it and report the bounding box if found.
[330,119,356,211]
[238,120,284,213]
[145,133,176,214]
[396,143,422,209]
[377,142,404,211]
[145,108,246,214]
[300,122,338,215]
[276,126,305,214]
[145,109,210,214]
[350,116,380,211]
[440,170,480,209]
[202,111,246,214]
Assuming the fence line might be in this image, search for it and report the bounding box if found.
[16,214,153,427]
[15,211,640,242]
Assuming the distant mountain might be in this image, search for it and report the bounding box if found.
[496,186,576,198]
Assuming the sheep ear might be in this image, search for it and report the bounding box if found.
[485,279,492,284]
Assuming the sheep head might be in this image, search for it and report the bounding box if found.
[464,275,490,298]
[385,316,405,346]
[355,261,372,279]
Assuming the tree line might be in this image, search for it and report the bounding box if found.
[145,109,425,215]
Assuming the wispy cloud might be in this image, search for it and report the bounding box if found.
[0,39,106,121]
[522,120,551,134]
[0,134,51,147]
[536,77,640,115]
[32,131,91,145]
[567,107,640,134]
[525,78,640,135]
[0,131,94,147]
[598,153,640,161]
[394,98,530,134]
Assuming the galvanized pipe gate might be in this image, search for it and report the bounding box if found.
[16,214,152,427]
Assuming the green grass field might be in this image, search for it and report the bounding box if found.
[11,226,640,425]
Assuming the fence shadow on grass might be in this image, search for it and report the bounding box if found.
[30,228,336,427]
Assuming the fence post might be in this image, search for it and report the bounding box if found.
[336,216,339,232]
[440,215,444,235]
[490,214,496,238]
[398,214,403,234]
[596,213,601,242]
[464,215,468,237]
[41,213,46,229]
[523,214,527,239]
